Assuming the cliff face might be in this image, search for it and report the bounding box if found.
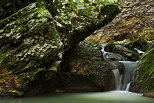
[85,0,154,43]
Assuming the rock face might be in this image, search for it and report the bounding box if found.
[59,43,115,92]
[133,43,154,96]
[85,0,154,43]
[0,2,63,97]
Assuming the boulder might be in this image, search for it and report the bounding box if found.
[59,43,115,92]
[0,2,63,97]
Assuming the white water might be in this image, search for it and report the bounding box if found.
[134,48,145,54]
[125,82,131,91]
[0,44,152,103]
[112,69,122,90]
[100,44,139,91]
[119,61,138,90]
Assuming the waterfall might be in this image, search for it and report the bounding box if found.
[100,44,139,91]
[112,69,122,90]
[100,44,122,90]
[125,82,131,91]
[119,61,138,91]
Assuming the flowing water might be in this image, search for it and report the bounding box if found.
[100,44,139,90]
[112,69,122,90]
[119,61,138,90]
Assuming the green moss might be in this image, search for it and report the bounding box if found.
[137,43,154,92]
[11,8,49,23]
[0,56,6,62]
[0,2,51,30]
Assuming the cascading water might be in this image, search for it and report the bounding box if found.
[100,44,140,91]
[112,69,122,90]
[100,44,123,90]
[119,48,145,91]
[119,61,138,91]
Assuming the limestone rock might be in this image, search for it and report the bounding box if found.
[0,2,63,97]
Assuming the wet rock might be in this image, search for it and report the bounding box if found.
[59,43,115,92]
[105,43,139,61]
[0,2,63,97]
[124,38,149,52]
[143,92,154,98]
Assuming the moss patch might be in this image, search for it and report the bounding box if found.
[137,43,154,92]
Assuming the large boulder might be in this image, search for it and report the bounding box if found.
[0,2,63,97]
[85,0,154,43]
[59,43,115,92]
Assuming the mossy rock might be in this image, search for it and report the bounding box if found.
[0,2,63,97]
[137,42,154,92]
